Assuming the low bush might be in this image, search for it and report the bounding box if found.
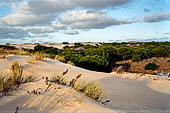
[144,63,159,71]
[132,54,141,62]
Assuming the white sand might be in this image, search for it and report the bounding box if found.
[0,55,170,113]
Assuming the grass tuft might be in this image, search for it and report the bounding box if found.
[67,61,75,66]
[74,80,104,102]
[0,62,37,96]
[55,55,66,63]
[34,52,45,61]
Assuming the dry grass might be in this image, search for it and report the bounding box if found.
[0,62,37,96]
[114,57,170,74]
[27,57,36,64]
[8,50,29,55]
[49,70,105,102]
[74,80,104,102]
[0,49,7,59]
[116,66,124,74]
[69,74,82,88]
[55,55,66,63]
[67,61,75,66]
[34,52,46,61]
[50,74,67,85]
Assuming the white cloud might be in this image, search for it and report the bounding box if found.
[59,10,135,29]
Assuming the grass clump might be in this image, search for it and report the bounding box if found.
[0,62,37,96]
[55,55,66,63]
[0,49,7,59]
[74,81,104,102]
[48,69,105,102]
[34,52,45,61]
[67,61,75,66]
[69,74,104,102]
[27,57,36,64]
[116,66,124,74]
[8,50,29,55]
[50,75,67,85]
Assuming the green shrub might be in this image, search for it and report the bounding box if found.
[117,47,132,60]
[151,46,169,57]
[132,54,141,62]
[144,63,159,71]
[77,55,109,72]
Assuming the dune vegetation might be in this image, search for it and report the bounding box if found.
[0,61,37,96]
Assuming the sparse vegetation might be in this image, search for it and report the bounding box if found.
[67,61,75,66]
[0,48,7,59]
[27,57,36,64]
[74,81,104,102]
[116,66,125,74]
[34,52,45,61]
[0,62,37,96]
[55,55,66,63]
[48,70,105,102]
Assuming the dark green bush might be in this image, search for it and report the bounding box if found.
[77,55,109,72]
[144,63,159,71]
[132,54,141,62]
[117,47,132,60]
[0,45,16,50]
[34,45,59,55]
[151,46,169,57]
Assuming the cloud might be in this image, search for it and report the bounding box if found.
[109,37,170,42]
[64,30,79,35]
[1,13,56,26]
[71,0,133,9]
[0,25,29,39]
[11,0,133,14]
[59,10,135,30]
[144,12,170,22]
[17,23,66,33]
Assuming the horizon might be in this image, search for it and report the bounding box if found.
[0,0,170,44]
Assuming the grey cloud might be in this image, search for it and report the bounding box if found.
[64,31,79,35]
[16,0,133,15]
[72,0,133,9]
[144,13,170,22]
[0,26,29,39]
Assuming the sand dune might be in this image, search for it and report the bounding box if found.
[0,55,170,113]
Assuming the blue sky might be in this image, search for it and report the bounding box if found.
[0,0,170,44]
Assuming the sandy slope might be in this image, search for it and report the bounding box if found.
[0,55,170,113]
